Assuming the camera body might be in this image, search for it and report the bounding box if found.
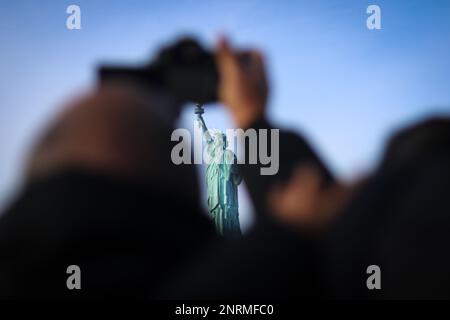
[98,38,219,105]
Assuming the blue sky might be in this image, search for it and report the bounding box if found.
[1,0,450,228]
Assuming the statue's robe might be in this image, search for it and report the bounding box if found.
[206,147,242,237]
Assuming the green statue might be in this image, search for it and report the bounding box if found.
[195,104,242,237]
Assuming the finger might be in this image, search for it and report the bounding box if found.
[215,36,240,78]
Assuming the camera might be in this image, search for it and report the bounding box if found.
[98,38,219,104]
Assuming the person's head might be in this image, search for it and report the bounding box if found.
[379,116,450,172]
[26,85,200,201]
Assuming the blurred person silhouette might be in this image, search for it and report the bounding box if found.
[0,86,216,298]
[322,117,450,299]
[267,117,450,299]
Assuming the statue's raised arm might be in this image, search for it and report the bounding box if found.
[195,104,213,144]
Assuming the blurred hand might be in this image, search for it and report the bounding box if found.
[268,164,353,233]
[215,37,269,128]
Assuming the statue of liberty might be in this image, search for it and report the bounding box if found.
[195,104,242,237]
